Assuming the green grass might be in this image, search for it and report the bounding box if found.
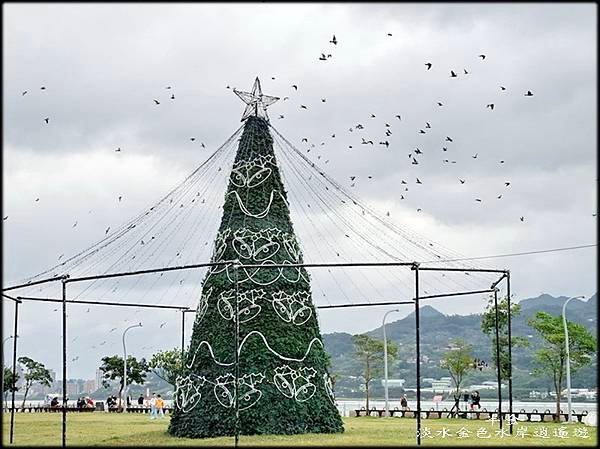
[2,413,597,446]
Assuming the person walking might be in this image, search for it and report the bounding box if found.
[156,394,165,419]
[400,394,408,411]
[149,393,157,419]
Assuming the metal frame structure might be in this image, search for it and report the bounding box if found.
[2,260,514,447]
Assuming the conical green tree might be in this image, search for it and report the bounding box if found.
[168,115,344,438]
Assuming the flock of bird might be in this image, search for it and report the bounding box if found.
[248,34,539,222]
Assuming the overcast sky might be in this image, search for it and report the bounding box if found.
[2,3,597,380]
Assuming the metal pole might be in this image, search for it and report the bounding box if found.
[62,280,67,447]
[122,323,142,413]
[562,296,582,423]
[414,264,421,445]
[181,311,185,361]
[493,289,502,430]
[506,272,514,434]
[383,309,400,417]
[234,261,240,448]
[9,300,20,444]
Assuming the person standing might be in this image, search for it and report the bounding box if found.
[156,394,165,419]
[138,394,144,406]
[149,393,157,419]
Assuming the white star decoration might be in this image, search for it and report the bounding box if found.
[233,77,280,122]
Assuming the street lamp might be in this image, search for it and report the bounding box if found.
[383,309,400,417]
[122,323,142,412]
[563,296,585,423]
[2,336,14,407]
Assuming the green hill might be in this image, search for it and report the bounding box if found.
[322,293,597,399]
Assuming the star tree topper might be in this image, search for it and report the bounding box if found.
[233,77,280,122]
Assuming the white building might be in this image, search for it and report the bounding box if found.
[380,378,405,388]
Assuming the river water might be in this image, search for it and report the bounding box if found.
[8,399,596,417]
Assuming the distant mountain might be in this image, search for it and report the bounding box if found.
[322,293,597,397]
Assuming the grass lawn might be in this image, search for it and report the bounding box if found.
[2,413,597,446]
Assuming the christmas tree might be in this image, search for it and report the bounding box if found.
[168,79,344,438]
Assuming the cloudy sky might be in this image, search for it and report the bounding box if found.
[2,3,597,380]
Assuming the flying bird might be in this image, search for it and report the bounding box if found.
[105,226,110,234]
[159,322,167,328]
[318,53,327,61]
[165,86,172,89]
[442,147,448,151]
[190,137,195,141]
[450,70,457,78]
[459,179,465,184]
[40,86,46,90]
[300,105,307,109]
[478,54,486,60]
[330,34,337,45]
[500,160,505,164]
[520,216,525,222]
[109,327,117,333]
[153,99,160,105]
[464,69,469,74]
[3,216,8,221]
[44,117,49,124]
[497,195,502,199]
[414,148,422,154]
[425,63,432,70]
[292,85,298,90]
[72,221,78,228]
[524,90,533,96]
[22,91,28,96]
[486,104,494,110]
[445,136,453,142]
[321,98,326,102]
[419,129,426,134]
[278,115,284,119]
[500,86,506,91]
[302,138,308,142]
[170,94,175,100]
[115,147,122,152]
[437,102,443,106]
[425,122,431,128]
[475,198,482,202]
[416,178,422,184]
[387,33,392,36]
[505,182,511,187]
[472,153,478,159]
[395,115,401,120]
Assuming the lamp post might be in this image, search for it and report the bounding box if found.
[383,309,400,417]
[2,336,14,408]
[122,323,142,412]
[563,296,584,423]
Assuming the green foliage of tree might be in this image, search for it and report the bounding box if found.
[481,295,529,378]
[148,349,184,386]
[17,356,52,409]
[352,334,398,411]
[99,355,148,406]
[528,311,596,420]
[3,367,20,405]
[440,339,474,397]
